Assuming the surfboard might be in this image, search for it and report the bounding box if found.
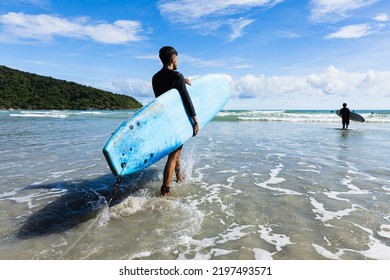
[336,110,365,122]
[103,74,231,176]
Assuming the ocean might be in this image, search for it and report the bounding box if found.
[0,109,390,260]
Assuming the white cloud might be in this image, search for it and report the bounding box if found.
[12,0,49,6]
[305,65,363,95]
[275,31,302,39]
[104,66,390,109]
[228,18,255,41]
[135,54,159,60]
[180,54,226,68]
[111,78,152,98]
[373,13,389,22]
[231,65,390,103]
[325,24,373,39]
[232,73,312,99]
[157,0,283,41]
[0,12,145,44]
[230,64,253,70]
[158,0,282,21]
[135,52,227,68]
[20,59,58,67]
[309,0,378,23]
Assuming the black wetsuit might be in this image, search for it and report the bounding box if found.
[340,107,350,127]
[152,66,196,117]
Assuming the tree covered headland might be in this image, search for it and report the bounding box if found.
[0,65,142,110]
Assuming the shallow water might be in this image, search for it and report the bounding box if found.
[0,110,389,259]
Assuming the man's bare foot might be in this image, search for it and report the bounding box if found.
[176,175,185,183]
[160,186,170,197]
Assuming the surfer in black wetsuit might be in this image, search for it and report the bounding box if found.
[340,103,350,129]
[152,46,199,197]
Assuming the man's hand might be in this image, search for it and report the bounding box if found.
[185,78,191,86]
[192,116,199,137]
[193,123,199,137]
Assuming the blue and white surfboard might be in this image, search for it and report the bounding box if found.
[103,74,231,176]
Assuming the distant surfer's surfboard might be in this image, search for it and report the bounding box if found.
[103,74,231,176]
[336,110,365,122]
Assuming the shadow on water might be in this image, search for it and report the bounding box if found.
[16,168,160,239]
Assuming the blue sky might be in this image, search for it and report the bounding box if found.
[1,0,390,110]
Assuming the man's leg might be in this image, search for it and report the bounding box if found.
[161,146,182,196]
[175,148,185,182]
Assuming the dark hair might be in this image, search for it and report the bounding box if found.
[343,103,347,107]
[159,46,177,65]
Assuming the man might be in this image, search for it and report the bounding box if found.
[340,103,350,129]
[152,46,199,197]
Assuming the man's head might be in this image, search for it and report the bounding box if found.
[159,46,178,69]
[343,103,347,108]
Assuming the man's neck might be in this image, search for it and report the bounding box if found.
[164,64,175,70]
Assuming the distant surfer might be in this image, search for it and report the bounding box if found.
[340,103,350,129]
[152,46,199,197]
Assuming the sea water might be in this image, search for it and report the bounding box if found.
[0,109,389,260]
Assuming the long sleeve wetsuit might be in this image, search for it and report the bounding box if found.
[340,107,350,122]
[152,66,196,117]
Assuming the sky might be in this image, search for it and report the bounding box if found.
[1,0,390,110]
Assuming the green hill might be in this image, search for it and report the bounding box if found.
[0,65,142,110]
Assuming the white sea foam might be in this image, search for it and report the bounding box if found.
[7,190,66,209]
[198,182,233,214]
[5,188,66,209]
[312,244,343,259]
[176,223,252,260]
[253,248,274,260]
[378,224,390,239]
[254,163,302,196]
[359,234,390,259]
[108,196,149,219]
[324,175,370,201]
[212,248,236,257]
[0,189,19,199]
[7,110,123,120]
[310,197,359,222]
[96,189,155,225]
[218,169,239,174]
[10,111,68,118]
[313,223,390,259]
[258,225,293,252]
[216,110,390,123]
[30,167,92,185]
[216,224,252,245]
[191,163,239,215]
[127,250,153,260]
[297,168,321,173]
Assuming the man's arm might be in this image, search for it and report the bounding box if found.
[176,73,199,136]
[184,77,199,136]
